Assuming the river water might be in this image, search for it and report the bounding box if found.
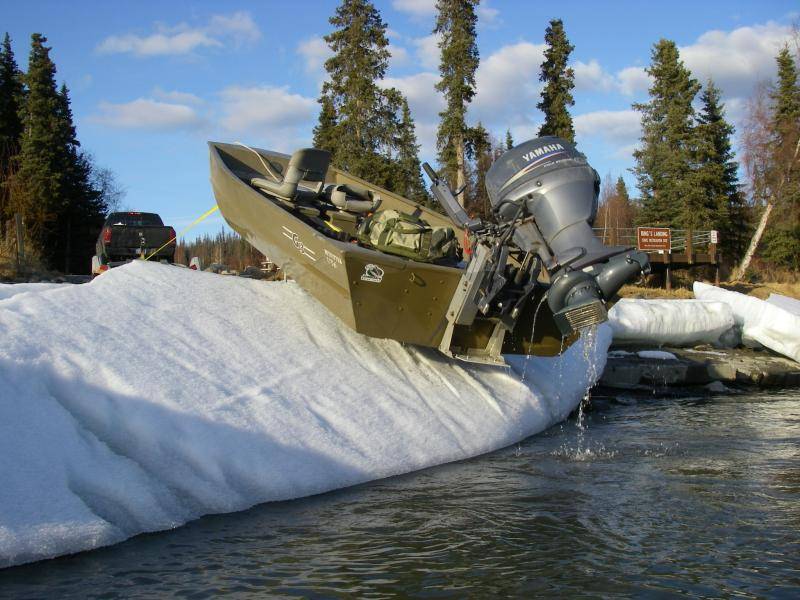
[2,389,799,598]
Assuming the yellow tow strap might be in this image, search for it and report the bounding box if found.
[144,204,220,261]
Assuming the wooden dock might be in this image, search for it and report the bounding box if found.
[594,227,720,290]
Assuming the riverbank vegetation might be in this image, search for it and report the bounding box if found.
[2,2,798,285]
[312,0,798,284]
[0,33,122,276]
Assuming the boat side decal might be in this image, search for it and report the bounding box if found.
[324,249,342,269]
[282,226,318,261]
[360,263,384,283]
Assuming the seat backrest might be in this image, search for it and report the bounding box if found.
[251,148,331,200]
[286,148,331,186]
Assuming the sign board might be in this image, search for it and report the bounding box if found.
[710,230,719,244]
[637,227,671,251]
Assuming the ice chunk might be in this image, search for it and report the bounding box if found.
[608,298,735,347]
[636,350,678,360]
[694,282,800,363]
[0,261,609,567]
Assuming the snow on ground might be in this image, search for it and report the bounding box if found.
[0,261,610,567]
[694,282,800,363]
[0,282,65,301]
[608,298,734,347]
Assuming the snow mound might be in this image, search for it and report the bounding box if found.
[694,282,800,363]
[0,261,610,567]
[608,298,735,346]
[0,282,65,301]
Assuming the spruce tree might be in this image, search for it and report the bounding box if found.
[596,175,636,238]
[632,39,703,228]
[469,122,493,218]
[434,0,479,203]
[696,79,746,261]
[0,33,24,230]
[13,33,65,262]
[13,34,106,272]
[57,84,106,272]
[393,99,429,204]
[772,46,800,127]
[537,19,575,142]
[615,176,630,203]
[313,94,338,157]
[505,129,513,151]
[761,46,800,270]
[320,0,401,185]
[734,47,800,277]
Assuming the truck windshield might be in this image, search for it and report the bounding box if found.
[108,213,164,227]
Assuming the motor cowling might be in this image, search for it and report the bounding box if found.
[486,136,649,335]
[486,136,610,268]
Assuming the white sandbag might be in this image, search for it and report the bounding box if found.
[608,298,735,347]
[694,282,800,363]
[767,293,800,317]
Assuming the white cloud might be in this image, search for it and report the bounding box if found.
[90,99,205,131]
[383,72,443,120]
[297,37,331,74]
[152,88,203,105]
[615,66,651,96]
[389,43,411,68]
[573,59,615,92]
[678,22,792,97]
[609,21,792,99]
[392,0,436,17]
[218,85,317,150]
[380,73,442,158]
[412,33,440,70]
[97,12,261,57]
[97,31,221,56]
[392,0,498,25]
[477,2,500,26]
[207,11,261,45]
[574,110,641,145]
[472,42,545,121]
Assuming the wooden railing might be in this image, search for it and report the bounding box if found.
[592,227,716,252]
[592,226,720,288]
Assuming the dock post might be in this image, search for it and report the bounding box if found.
[665,252,672,291]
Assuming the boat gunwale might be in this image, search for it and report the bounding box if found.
[208,141,464,276]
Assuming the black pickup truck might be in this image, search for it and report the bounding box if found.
[91,212,175,275]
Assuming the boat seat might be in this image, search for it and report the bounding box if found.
[250,148,331,201]
[324,183,381,213]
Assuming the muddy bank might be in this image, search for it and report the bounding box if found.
[600,344,800,392]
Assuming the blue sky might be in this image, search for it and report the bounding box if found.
[5,0,798,238]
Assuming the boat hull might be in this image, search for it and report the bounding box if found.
[209,142,571,355]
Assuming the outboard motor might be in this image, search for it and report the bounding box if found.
[485,137,649,335]
[424,135,649,364]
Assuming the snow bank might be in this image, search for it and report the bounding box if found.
[607,298,735,346]
[0,282,65,301]
[767,293,800,317]
[694,282,800,363]
[0,261,609,567]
